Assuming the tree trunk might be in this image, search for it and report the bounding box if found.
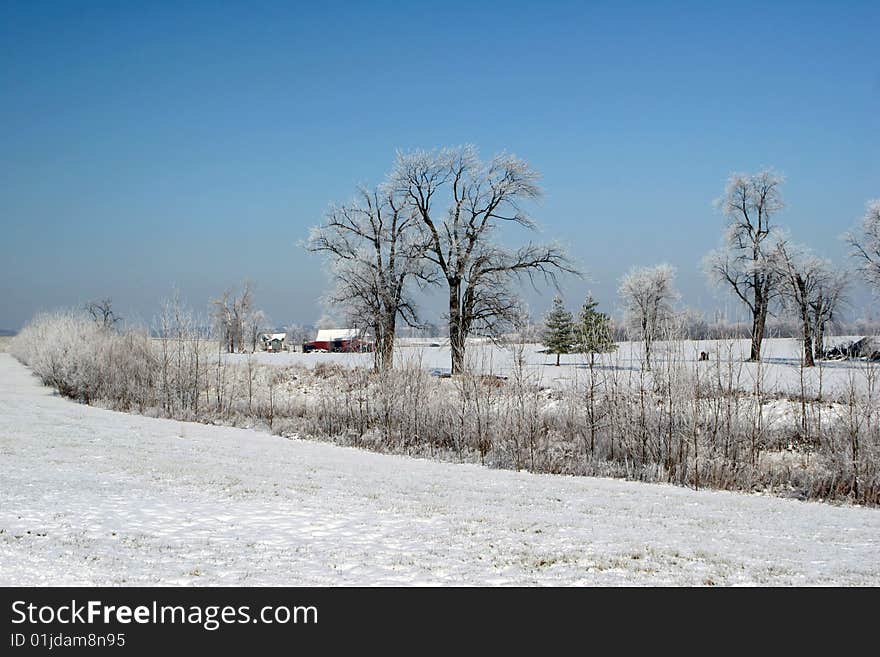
[801,308,815,367]
[450,326,465,375]
[793,277,815,368]
[750,292,767,362]
[371,310,397,372]
[381,317,395,371]
[814,320,825,362]
[589,352,596,456]
[448,278,465,375]
[374,331,385,372]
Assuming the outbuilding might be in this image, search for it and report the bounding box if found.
[303,328,372,353]
[260,333,287,353]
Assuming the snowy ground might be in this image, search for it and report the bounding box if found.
[232,336,877,397]
[1,353,879,585]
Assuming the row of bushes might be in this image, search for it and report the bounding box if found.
[11,311,880,504]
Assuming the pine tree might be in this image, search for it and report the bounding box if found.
[543,296,574,366]
[575,295,617,363]
[575,295,617,457]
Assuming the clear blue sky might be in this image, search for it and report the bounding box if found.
[1,0,877,330]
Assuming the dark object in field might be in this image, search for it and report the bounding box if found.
[698,351,709,361]
[823,337,880,361]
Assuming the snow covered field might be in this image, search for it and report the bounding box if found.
[233,336,876,397]
[2,354,879,585]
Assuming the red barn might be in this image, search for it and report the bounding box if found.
[303,329,373,353]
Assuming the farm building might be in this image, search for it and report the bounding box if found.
[260,333,287,352]
[303,328,373,353]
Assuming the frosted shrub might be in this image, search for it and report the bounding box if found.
[12,312,104,402]
[13,309,182,413]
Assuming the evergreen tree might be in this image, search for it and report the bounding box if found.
[575,295,617,363]
[542,296,574,366]
[575,295,617,457]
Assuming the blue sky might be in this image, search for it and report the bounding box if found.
[1,0,877,330]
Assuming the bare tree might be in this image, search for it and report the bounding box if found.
[845,199,880,294]
[85,298,121,329]
[233,281,254,353]
[284,323,308,352]
[811,269,848,361]
[774,241,834,367]
[248,309,269,353]
[705,170,784,361]
[308,185,433,371]
[618,264,679,371]
[391,145,576,374]
[211,281,264,353]
[211,289,234,353]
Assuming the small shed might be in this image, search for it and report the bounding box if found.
[260,333,287,353]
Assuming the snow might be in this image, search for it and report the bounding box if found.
[1,353,878,585]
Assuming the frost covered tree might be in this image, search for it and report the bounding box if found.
[810,269,847,361]
[307,185,433,371]
[211,281,264,353]
[774,242,835,367]
[284,323,308,351]
[542,296,574,366]
[575,294,617,364]
[619,264,679,371]
[247,309,269,353]
[391,145,576,374]
[233,281,254,353]
[705,171,784,361]
[316,314,337,330]
[845,199,880,294]
[211,289,234,353]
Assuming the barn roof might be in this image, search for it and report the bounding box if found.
[315,328,361,342]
